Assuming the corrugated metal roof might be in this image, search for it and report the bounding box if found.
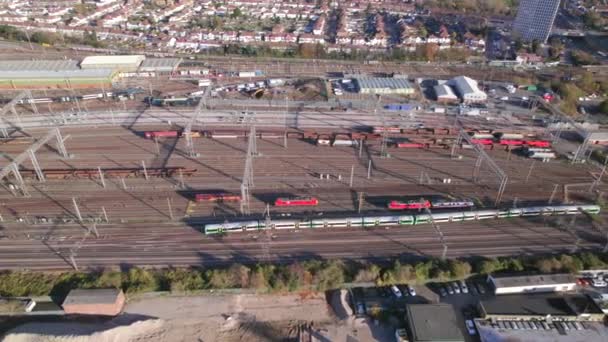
[140,58,182,71]
[0,60,79,71]
[434,84,457,98]
[450,76,485,96]
[81,55,145,67]
[0,69,115,79]
[355,77,413,90]
[586,131,608,141]
[63,289,122,305]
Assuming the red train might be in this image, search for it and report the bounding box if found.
[395,142,427,149]
[274,197,319,207]
[144,131,202,139]
[470,139,494,145]
[388,200,431,210]
[195,193,241,202]
[144,131,180,139]
[499,139,525,146]
[525,140,551,148]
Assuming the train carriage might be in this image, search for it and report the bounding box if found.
[275,197,319,207]
[268,219,299,230]
[475,210,499,220]
[431,200,475,209]
[363,215,401,227]
[388,200,431,210]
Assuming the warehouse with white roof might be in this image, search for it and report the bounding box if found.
[80,55,145,72]
[449,76,487,103]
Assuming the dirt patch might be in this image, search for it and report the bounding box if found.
[2,292,392,342]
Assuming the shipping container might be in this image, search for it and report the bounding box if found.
[267,78,285,87]
[526,85,537,91]
[239,71,256,78]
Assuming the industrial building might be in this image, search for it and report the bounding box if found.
[0,69,116,90]
[139,58,182,75]
[434,84,458,103]
[0,60,80,71]
[584,131,608,145]
[448,76,487,103]
[478,293,605,321]
[405,304,466,342]
[62,288,125,316]
[488,273,577,295]
[354,77,415,95]
[80,55,145,72]
[512,0,560,43]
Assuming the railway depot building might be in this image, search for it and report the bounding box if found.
[354,77,415,95]
[448,76,487,103]
[488,273,577,295]
[0,58,117,90]
[62,288,125,316]
[434,84,459,103]
[80,55,145,72]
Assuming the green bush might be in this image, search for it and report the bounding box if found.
[2,252,608,298]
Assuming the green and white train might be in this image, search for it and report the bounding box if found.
[203,204,601,235]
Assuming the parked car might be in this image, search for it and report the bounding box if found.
[591,278,607,287]
[459,281,469,294]
[476,282,486,294]
[446,284,454,295]
[407,285,416,296]
[468,282,478,295]
[356,302,366,315]
[439,286,447,297]
[452,282,461,294]
[391,285,403,298]
[465,320,477,335]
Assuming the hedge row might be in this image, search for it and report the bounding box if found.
[1,252,607,298]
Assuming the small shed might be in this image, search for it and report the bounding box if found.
[62,288,125,316]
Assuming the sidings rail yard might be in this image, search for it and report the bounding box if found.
[0,57,607,271]
[0,122,606,270]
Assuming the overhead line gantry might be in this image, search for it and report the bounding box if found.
[455,123,508,206]
[0,128,70,196]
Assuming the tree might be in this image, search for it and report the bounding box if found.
[423,43,439,61]
[578,72,598,94]
[476,258,504,274]
[530,39,540,55]
[448,260,472,279]
[599,100,608,115]
[231,7,242,19]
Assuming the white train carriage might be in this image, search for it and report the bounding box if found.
[363,215,401,227]
[268,219,298,230]
[332,139,358,147]
[428,212,455,223]
[204,220,259,234]
[311,217,353,228]
[475,210,500,220]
